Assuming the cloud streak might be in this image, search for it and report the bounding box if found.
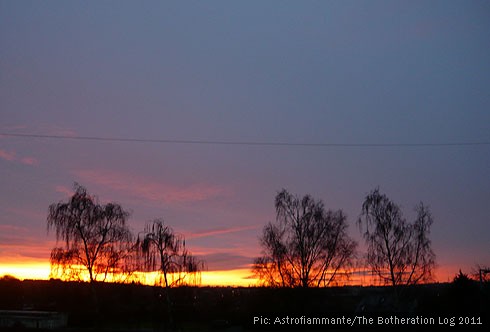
[72,169,231,205]
[0,149,15,161]
[198,252,254,271]
[0,224,54,261]
[0,148,38,165]
[54,185,74,197]
[184,225,259,240]
[20,157,38,165]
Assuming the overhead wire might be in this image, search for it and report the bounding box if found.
[1,132,489,148]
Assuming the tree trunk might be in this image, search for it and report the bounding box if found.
[89,281,100,326]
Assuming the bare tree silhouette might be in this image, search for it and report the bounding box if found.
[137,218,204,327]
[253,189,357,287]
[47,183,134,283]
[47,183,134,318]
[472,264,490,284]
[358,188,435,287]
[138,219,204,288]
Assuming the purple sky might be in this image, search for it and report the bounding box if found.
[1,0,489,280]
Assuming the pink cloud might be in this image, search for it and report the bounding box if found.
[0,224,29,233]
[72,169,231,204]
[55,185,74,197]
[0,148,38,166]
[3,207,48,228]
[21,156,38,165]
[40,125,77,137]
[187,245,255,258]
[0,242,53,261]
[0,149,16,161]
[2,125,28,131]
[0,224,55,261]
[185,225,259,240]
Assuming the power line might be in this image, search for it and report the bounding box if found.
[1,132,489,148]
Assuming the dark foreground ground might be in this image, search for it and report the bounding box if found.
[0,277,488,332]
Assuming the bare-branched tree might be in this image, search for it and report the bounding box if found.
[137,218,204,288]
[253,189,357,288]
[358,188,435,287]
[137,218,204,328]
[47,183,134,283]
[472,264,490,284]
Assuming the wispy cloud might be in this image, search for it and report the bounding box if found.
[185,225,259,240]
[72,169,231,205]
[20,157,38,165]
[0,149,16,161]
[0,224,54,261]
[54,185,74,197]
[197,252,255,271]
[0,224,29,234]
[0,148,38,165]
[4,207,47,224]
[0,124,29,131]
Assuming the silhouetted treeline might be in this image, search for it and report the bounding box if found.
[0,278,488,330]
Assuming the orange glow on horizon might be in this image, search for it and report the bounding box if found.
[0,262,51,281]
[201,269,257,287]
[0,261,258,286]
[0,260,458,286]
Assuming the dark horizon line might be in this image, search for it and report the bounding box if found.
[1,276,454,288]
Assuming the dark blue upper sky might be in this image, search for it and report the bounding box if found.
[1,0,489,280]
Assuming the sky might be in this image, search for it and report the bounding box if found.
[1,0,489,286]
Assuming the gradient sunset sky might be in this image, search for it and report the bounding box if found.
[1,0,489,285]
